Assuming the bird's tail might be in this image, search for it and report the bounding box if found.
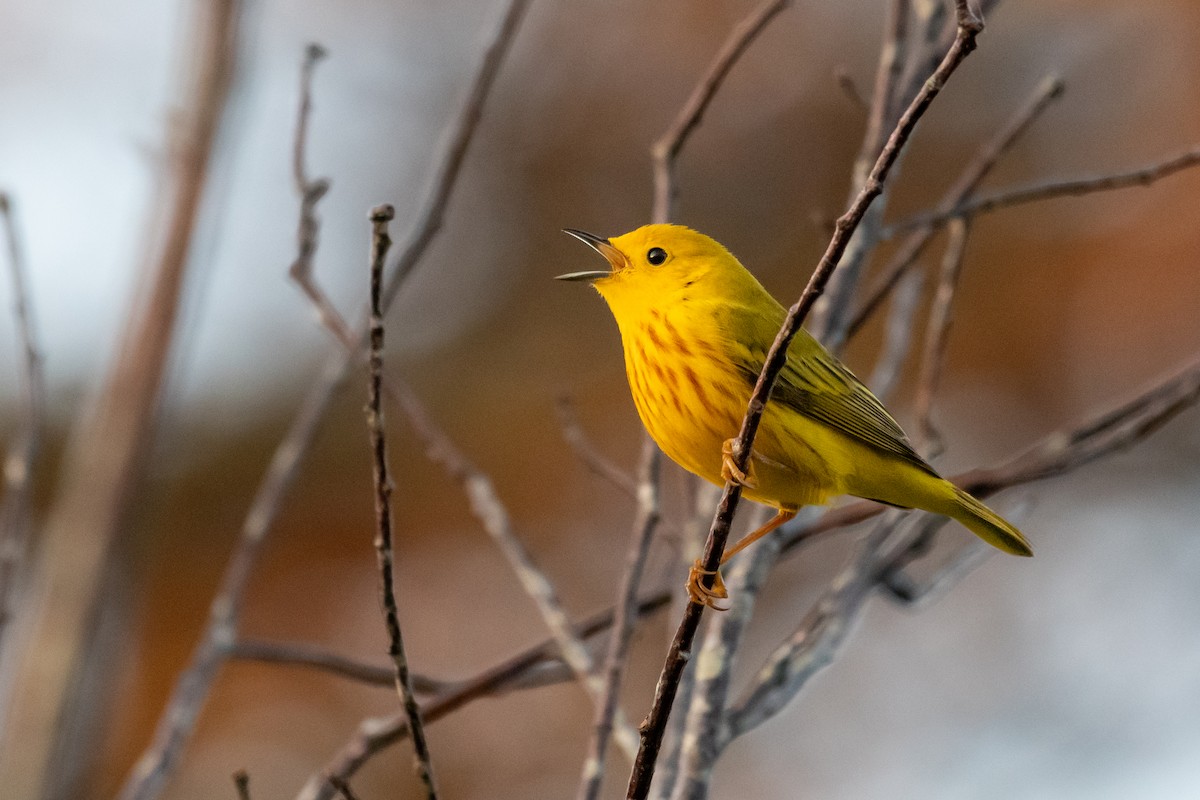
[946,485,1033,557]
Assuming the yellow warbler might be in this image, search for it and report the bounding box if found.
[559,224,1031,607]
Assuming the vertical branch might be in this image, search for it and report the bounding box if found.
[810,0,909,343]
[365,205,438,799]
[913,216,971,455]
[0,194,45,657]
[628,5,985,796]
[576,439,661,800]
[866,268,924,403]
[0,1,242,796]
[120,5,528,795]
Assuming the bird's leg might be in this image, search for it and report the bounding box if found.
[721,508,796,564]
[721,438,758,488]
[686,508,797,610]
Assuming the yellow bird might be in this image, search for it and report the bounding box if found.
[559,224,1031,607]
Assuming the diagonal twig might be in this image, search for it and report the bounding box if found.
[365,206,438,798]
[651,0,791,223]
[120,6,527,795]
[577,439,662,800]
[848,72,1065,337]
[627,6,986,796]
[555,395,638,498]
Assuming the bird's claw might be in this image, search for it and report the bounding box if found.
[721,439,757,488]
[687,559,731,611]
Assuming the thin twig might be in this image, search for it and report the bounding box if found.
[0,193,45,656]
[846,72,1064,336]
[866,267,924,403]
[9,0,241,794]
[884,145,1200,237]
[387,378,642,759]
[555,395,638,498]
[627,7,985,796]
[810,0,909,345]
[298,355,1200,800]
[287,44,342,338]
[120,6,527,793]
[229,639,433,691]
[328,776,362,800]
[913,216,971,455]
[366,206,438,798]
[233,770,251,800]
[651,0,791,222]
[383,0,532,306]
[833,65,869,115]
[577,440,662,800]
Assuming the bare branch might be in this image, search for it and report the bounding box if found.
[651,0,791,222]
[577,440,662,800]
[849,72,1064,337]
[365,206,438,798]
[383,0,532,306]
[885,146,1200,237]
[0,193,45,656]
[629,8,985,795]
[913,216,971,455]
[9,0,242,794]
[555,395,638,498]
[866,267,924,403]
[121,5,528,793]
[833,65,869,115]
[780,357,1200,554]
[233,770,251,800]
[809,0,909,342]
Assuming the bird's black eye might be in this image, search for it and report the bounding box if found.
[647,247,668,266]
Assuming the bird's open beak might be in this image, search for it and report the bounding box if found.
[556,229,628,281]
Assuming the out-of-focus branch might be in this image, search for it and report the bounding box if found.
[913,216,971,455]
[383,0,532,306]
[848,73,1064,337]
[365,205,438,798]
[293,355,1200,798]
[121,5,527,794]
[780,357,1200,555]
[651,0,791,223]
[577,440,661,800]
[0,194,45,657]
[628,7,986,796]
[810,0,909,343]
[1,2,242,797]
[884,146,1200,237]
[555,395,638,498]
[866,268,924,403]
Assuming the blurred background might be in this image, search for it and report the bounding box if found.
[2,0,1200,797]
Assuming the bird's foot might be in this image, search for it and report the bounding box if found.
[686,560,731,611]
[721,439,757,489]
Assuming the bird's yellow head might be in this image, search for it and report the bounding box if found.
[558,224,764,323]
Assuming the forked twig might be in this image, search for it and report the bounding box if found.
[886,146,1200,237]
[295,354,1200,798]
[848,72,1064,336]
[628,6,985,796]
[577,440,662,800]
[121,4,528,795]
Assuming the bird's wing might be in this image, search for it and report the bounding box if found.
[715,300,935,475]
[772,339,936,475]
